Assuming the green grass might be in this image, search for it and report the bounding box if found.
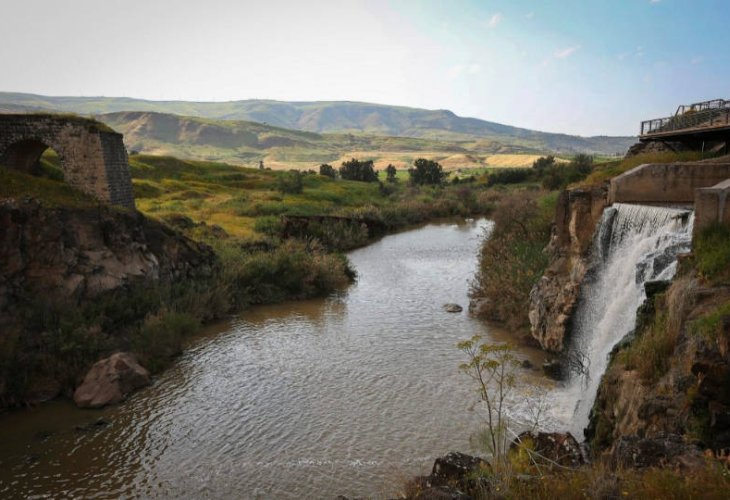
[0,166,98,208]
[581,151,706,186]
[694,223,730,285]
[690,300,730,342]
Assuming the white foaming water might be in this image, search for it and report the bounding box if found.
[548,203,694,437]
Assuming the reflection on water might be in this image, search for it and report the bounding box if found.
[0,219,548,498]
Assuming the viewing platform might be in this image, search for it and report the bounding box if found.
[640,98,730,141]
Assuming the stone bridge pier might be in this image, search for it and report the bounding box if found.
[0,114,135,209]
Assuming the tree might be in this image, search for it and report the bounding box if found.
[408,158,447,185]
[570,153,593,175]
[339,158,378,182]
[532,155,555,172]
[319,163,336,179]
[458,337,520,462]
[385,164,398,183]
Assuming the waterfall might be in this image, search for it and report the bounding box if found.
[550,203,694,437]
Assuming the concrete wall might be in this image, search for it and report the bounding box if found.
[695,179,730,234]
[608,162,730,205]
[0,114,135,209]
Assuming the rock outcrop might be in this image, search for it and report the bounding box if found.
[73,352,151,408]
[528,186,607,352]
[510,431,585,469]
[587,278,730,457]
[407,452,490,499]
[0,196,216,407]
[0,197,215,328]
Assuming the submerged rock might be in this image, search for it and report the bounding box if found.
[542,358,564,380]
[443,303,463,313]
[73,352,150,409]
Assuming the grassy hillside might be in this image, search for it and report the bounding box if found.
[100,111,554,171]
[0,92,636,155]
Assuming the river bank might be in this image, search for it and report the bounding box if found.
[0,218,554,498]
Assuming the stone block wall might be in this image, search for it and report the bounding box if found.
[694,179,730,234]
[608,162,730,205]
[0,114,135,209]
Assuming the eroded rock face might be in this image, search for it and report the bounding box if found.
[610,433,704,469]
[587,283,730,456]
[73,352,151,408]
[528,187,607,352]
[0,198,215,328]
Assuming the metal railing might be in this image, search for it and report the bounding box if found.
[675,98,729,116]
[641,100,730,136]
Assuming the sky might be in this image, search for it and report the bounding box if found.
[0,0,729,136]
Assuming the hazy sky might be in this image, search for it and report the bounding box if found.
[1,0,728,135]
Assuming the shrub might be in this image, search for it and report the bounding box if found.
[385,164,398,183]
[408,158,447,185]
[339,158,378,182]
[487,168,533,186]
[319,163,336,178]
[131,311,200,373]
[470,190,554,331]
[276,170,304,194]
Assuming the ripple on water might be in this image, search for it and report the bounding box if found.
[0,219,549,498]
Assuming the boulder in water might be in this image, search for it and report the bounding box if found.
[73,352,150,409]
[542,358,564,380]
[443,303,463,313]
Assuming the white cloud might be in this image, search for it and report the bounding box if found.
[488,13,503,28]
[554,45,580,59]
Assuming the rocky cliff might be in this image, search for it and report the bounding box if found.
[0,198,215,325]
[528,186,607,352]
[0,197,216,406]
[587,274,730,458]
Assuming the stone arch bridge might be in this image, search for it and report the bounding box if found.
[0,114,135,208]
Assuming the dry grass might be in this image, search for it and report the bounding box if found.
[264,153,568,172]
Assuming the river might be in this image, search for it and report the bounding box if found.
[0,218,549,499]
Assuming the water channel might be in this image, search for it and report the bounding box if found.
[0,219,551,498]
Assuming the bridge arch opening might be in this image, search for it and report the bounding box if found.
[0,138,65,177]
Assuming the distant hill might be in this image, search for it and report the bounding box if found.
[0,92,636,156]
[99,111,544,170]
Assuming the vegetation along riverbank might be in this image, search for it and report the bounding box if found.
[1,151,509,409]
[419,150,730,499]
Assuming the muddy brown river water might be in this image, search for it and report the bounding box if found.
[0,219,551,499]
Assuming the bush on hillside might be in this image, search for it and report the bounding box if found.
[319,163,336,178]
[409,158,447,185]
[339,158,378,182]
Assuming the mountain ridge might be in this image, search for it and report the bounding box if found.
[0,92,636,156]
